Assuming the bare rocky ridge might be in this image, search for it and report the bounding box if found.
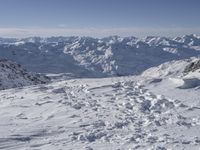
[184,59,200,73]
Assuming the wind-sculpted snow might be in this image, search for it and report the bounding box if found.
[0,77,200,149]
[0,35,200,77]
[142,57,200,89]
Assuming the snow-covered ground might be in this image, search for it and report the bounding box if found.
[0,35,200,149]
[0,65,200,149]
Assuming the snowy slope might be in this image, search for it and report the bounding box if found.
[141,57,200,86]
[141,57,200,106]
[0,76,200,150]
[0,59,50,90]
[141,59,191,78]
[0,35,200,150]
[0,35,200,77]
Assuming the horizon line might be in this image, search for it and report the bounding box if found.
[0,27,200,38]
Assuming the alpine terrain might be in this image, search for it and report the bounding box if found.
[0,35,200,150]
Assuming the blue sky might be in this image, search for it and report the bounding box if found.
[0,0,200,37]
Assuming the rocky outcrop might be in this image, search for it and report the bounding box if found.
[184,59,200,73]
[0,59,50,90]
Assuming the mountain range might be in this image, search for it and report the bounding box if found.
[0,35,200,149]
[0,34,199,77]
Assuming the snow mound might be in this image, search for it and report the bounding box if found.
[170,78,200,89]
[141,59,191,78]
[142,57,200,78]
[0,59,50,90]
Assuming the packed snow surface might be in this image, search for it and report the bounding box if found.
[0,74,200,150]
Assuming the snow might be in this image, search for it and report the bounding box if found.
[162,47,178,54]
[0,71,199,150]
[0,76,199,150]
[0,35,200,76]
[0,35,200,149]
[178,78,200,89]
[13,41,25,46]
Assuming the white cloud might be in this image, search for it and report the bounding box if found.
[0,27,199,38]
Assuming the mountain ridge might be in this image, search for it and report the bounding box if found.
[0,59,50,90]
[0,34,199,77]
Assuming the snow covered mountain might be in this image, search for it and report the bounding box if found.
[0,34,200,77]
[0,59,50,90]
[0,63,200,149]
[0,35,200,149]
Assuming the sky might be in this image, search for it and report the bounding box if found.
[0,0,200,37]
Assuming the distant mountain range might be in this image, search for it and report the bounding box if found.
[0,34,200,77]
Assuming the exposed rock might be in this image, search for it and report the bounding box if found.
[184,59,200,73]
[0,59,50,90]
